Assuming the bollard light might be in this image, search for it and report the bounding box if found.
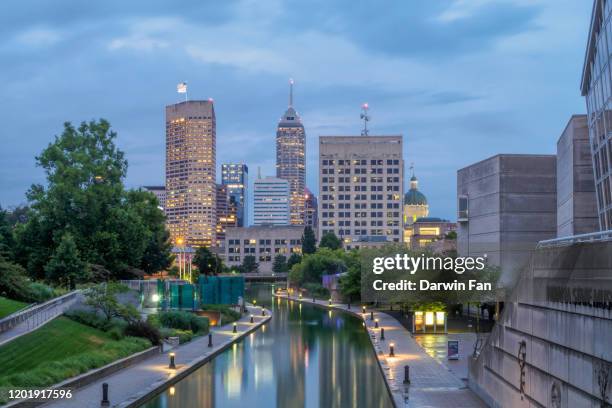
[253,299,257,306]
[375,318,379,328]
[299,293,302,299]
[328,298,332,306]
[208,333,213,347]
[403,365,411,384]
[169,352,176,369]
[101,382,110,407]
[362,306,366,314]
[381,327,385,340]
[250,314,254,323]
[233,323,237,333]
[389,343,395,357]
[348,303,351,310]
[370,311,374,320]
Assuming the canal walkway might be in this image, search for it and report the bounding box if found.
[41,305,271,408]
[276,294,487,408]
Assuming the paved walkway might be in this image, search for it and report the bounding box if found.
[0,293,82,347]
[278,294,487,408]
[42,305,270,408]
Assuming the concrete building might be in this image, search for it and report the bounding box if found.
[215,184,237,248]
[276,80,306,225]
[404,217,456,250]
[225,225,303,273]
[304,187,318,229]
[403,167,429,226]
[253,176,290,226]
[318,135,404,249]
[457,154,557,288]
[141,186,166,210]
[556,115,599,237]
[581,0,612,231]
[221,163,248,227]
[165,100,216,248]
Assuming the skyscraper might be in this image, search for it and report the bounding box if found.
[276,79,306,225]
[215,184,237,247]
[253,176,290,226]
[304,187,318,229]
[318,136,404,249]
[221,163,248,227]
[165,100,216,248]
[581,0,612,230]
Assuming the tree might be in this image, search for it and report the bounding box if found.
[241,255,258,273]
[85,282,130,322]
[301,226,316,254]
[0,256,34,301]
[193,246,223,277]
[319,232,342,250]
[338,251,362,302]
[44,233,88,289]
[272,255,288,273]
[287,253,302,270]
[15,120,172,281]
[0,209,15,261]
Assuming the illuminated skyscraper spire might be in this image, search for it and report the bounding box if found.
[289,78,294,107]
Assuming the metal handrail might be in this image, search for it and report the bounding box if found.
[537,230,612,248]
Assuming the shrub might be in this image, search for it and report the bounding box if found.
[146,313,161,329]
[124,321,161,346]
[303,282,329,298]
[190,315,209,334]
[27,282,55,302]
[158,311,192,330]
[107,326,124,340]
[65,310,112,331]
[159,328,194,344]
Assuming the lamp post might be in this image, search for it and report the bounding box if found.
[169,352,176,369]
[389,343,395,357]
[375,318,379,328]
[233,323,237,333]
[250,314,254,323]
[370,311,374,320]
[381,327,385,340]
[261,307,266,316]
[328,298,332,306]
[362,306,366,315]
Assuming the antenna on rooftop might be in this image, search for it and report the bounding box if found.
[360,103,370,136]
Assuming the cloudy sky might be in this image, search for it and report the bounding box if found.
[0,0,592,221]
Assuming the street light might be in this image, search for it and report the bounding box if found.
[169,352,176,369]
[233,323,237,333]
[389,343,395,357]
[152,294,160,302]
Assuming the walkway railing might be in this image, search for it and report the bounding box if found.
[537,229,612,248]
[0,291,80,334]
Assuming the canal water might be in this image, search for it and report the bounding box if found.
[141,283,393,408]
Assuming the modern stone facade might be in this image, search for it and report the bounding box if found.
[457,154,557,288]
[468,235,612,408]
[581,0,612,231]
[556,115,599,237]
[165,100,216,247]
[224,225,303,273]
[318,136,404,248]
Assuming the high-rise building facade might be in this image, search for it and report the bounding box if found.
[581,0,612,230]
[276,80,306,225]
[253,176,290,226]
[221,163,248,227]
[141,186,166,210]
[304,187,318,229]
[318,136,404,249]
[165,100,216,247]
[215,184,237,247]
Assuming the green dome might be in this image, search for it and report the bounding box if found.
[404,189,428,206]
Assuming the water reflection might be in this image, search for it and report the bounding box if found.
[141,284,393,408]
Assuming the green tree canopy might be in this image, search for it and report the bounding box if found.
[287,253,302,270]
[0,209,15,261]
[241,255,258,273]
[15,120,172,283]
[319,232,342,250]
[193,246,223,277]
[301,226,316,254]
[44,232,88,289]
[272,255,288,273]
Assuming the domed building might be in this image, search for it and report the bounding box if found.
[403,168,429,226]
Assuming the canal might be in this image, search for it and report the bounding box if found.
[141,283,393,408]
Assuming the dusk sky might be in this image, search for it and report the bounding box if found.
[0,1,592,221]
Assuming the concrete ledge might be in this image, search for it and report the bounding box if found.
[119,309,272,408]
[273,294,401,408]
[4,346,161,408]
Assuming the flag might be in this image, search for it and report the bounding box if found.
[177,82,187,94]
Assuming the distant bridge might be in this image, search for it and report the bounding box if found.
[241,272,288,282]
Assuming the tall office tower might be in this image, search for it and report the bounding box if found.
[304,187,318,229]
[165,100,216,248]
[253,176,290,226]
[581,0,612,230]
[276,79,306,225]
[215,184,237,247]
[318,136,404,250]
[221,163,249,227]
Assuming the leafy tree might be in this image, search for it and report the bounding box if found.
[85,283,130,322]
[193,246,223,276]
[0,209,15,261]
[338,250,362,302]
[15,120,172,281]
[0,256,34,301]
[5,206,29,226]
[319,232,342,250]
[44,232,88,289]
[290,248,346,285]
[301,226,317,254]
[287,253,302,270]
[241,255,258,273]
[272,255,288,273]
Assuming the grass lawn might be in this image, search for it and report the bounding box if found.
[0,316,151,395]
[0,297,28,319]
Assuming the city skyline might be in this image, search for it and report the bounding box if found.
[0,1,592,221]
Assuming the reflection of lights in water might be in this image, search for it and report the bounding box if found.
[169,386,175,396]
[328,310,332,318]
[225,364,243,399]
[262,325,266,332]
